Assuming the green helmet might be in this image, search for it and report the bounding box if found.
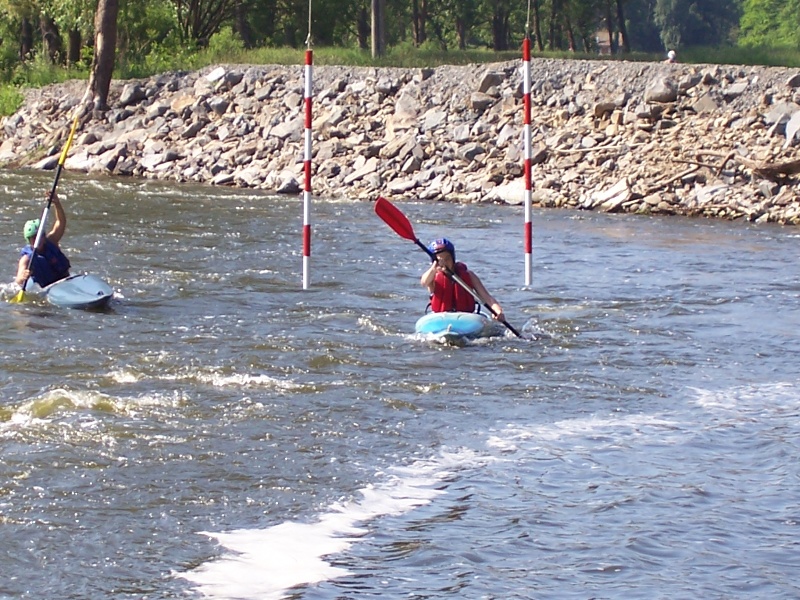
[23,219,40,240]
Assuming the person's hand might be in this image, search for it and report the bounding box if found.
[490,304,505,321]
[17,269,31,286]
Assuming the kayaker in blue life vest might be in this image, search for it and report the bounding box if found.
[420,238,505,322]
[15,191,71,289]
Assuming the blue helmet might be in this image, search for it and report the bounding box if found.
[429,238,455,260]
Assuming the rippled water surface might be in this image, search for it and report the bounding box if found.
[2,171,800,599]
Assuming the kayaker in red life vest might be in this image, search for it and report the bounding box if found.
[420,238,505,322]
[15,191,71,288]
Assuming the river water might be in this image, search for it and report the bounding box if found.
[1,170,799,599]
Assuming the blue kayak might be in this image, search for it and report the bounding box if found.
[45,274,113,310]
[415,312,500,343]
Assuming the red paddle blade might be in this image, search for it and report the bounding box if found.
[375,197,416,241]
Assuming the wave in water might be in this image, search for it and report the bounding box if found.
[179,450,488,599]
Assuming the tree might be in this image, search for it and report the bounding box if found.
[491,0,512,50]
[548,0,564,49]
[530,0,544,51]
[40,14,62,62]
[603,0,614,53]
[411,0,426,45]
[437,0,480,50]
[624,0,663,52]
[615,0,629,52]
[371,0,384,57]
[0,0,37,60]
[233,0,255,47]
[171,0,237,46]
[48,0,95,65]
[19,15,33,59]
[654,0,739,49]
[86,0,117,109]
[739,0,800,46]
[357,5,369,49]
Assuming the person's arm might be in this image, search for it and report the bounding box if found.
[47,192,66,244]
[15,254,31,287]
[469,272,505,321]
[421,261,438,293]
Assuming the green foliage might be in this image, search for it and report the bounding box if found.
[625,0,665,53]
[0,15,21,79]
[378,40,517,66]
[10,49,87,87]
[117,32,196,79]
[654,0,740,49]
[0,0,35,19]
[306,0,362,47]
[48,0,95,35]
[2,0,800,118]
[0,84,24,115]
[118,26,249,78]
[681,45,800,66]
[739,0,800,47]
[117,0,181,68]
[201,26,246,60]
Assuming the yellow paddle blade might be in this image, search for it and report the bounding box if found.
[9,289,25,303]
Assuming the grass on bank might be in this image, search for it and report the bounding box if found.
[2,34,800,118]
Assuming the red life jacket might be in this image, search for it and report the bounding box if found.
[430,262,477,313]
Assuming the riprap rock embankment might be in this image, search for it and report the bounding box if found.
[2,59,800,223]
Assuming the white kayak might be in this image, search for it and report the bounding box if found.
[45,274,113,310]
[414,311,502,344]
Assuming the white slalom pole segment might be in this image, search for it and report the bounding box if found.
[522,36,533,287]
[302,48,313,290]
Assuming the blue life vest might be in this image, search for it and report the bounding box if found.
[20,239,71,287]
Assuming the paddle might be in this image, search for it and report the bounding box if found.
[12,115,80,303]
[374,196,522,338]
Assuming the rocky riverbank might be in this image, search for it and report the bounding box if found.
[1,58,800,223]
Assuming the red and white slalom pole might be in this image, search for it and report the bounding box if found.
[302,42,313,289]
[522,35,533,286]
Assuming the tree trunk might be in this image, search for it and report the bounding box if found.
[456,17,467,50]
[261,0,277,40]
[430,19,447,51]
[492,4,510,50]
[68,28,81,66]
[40,15,63,63]
[19,17,33,60]
[412,0,419,45]
[411,0,427,46]
[357,7,369,50]
[564,14,576,52]
[175,0,237,46]
[234,1,255,48]
[605,0,615,54]
[532,0,544,51]
[87,0,119,110]
[371,0,385,58]
[548,0,560,49]
[616,0,631,53]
